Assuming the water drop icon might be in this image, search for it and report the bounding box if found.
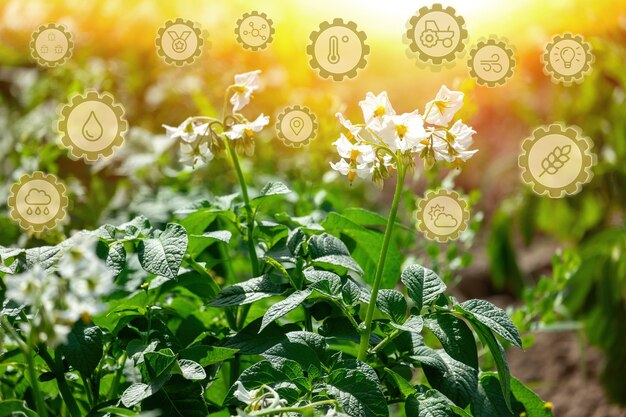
[27,207,33,215]
[82,111,103,141]
[35,207,41,215]
[44,207,50,215]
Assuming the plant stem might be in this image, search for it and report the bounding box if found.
[372,329,402,353]
[37,345,82,417]
[250,399,337,416]
[357,162,406,361]
[107,351,126,401]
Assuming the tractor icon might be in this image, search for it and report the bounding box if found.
[420,20,455,48]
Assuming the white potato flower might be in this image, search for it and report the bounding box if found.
[424,85,464,127]
[179,141,214,168]
[224,114,270,140]
[230,70,262,112]
[359,91,395,129]
[377,111,428,153]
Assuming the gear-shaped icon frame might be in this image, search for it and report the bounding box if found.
[235,11,275,51]
[57,90,128,163]
[405,4,468,67]
[8,171,68,233]
[30,23,74,67]
[156,18,204,66]
[416,188,470,243]
[468,36,516,87]
[542,33,594,86]
[275,105,318,148]
[307,18,369,81]
[519,123,596,198]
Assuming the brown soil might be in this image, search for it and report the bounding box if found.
[507,331,626,417]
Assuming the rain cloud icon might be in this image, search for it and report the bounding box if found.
[25,188,52,206]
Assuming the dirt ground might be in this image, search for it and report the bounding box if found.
[507,331,626,417]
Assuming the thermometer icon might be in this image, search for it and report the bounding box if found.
[327,35,349,64]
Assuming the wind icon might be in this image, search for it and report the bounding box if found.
[82,111,103,141]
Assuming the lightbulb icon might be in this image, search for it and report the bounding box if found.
[560,46,576,69]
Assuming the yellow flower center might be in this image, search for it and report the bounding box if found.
[348,170,356,182]
[395,124,407,138]
[244,128,254,138]
[373,106,386,117]
[350,149,360,162]
[232,85,247,93]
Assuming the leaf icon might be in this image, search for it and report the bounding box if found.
[539,145,572,177]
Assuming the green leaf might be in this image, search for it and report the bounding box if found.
[224,318,301,355]
[322,212,400,287]
[178,345,238,367]
[187,230,232,257]
[105,242,126,276]
[287,228,307,257]
[59,323,103,377]
[401,265,446,312]
[456,300,522,348]
[470,374,515,417]
[309,233,364,275]
[138,223,188,279]
[144,349,177,380]
[228,358,309,405]
[97,407,141,417]
[390,315,424,334]
[208,275,283,307]
[469,320,512,411]
[309,273,343,299]
[510,376,554,417]
[342,279,364,306]
[142,376,208,417]
[424,314,478,369]
[251,182,292,208]
[384,368,416,398]
[260,289,312,331]
[121,373,170,408]
[377,289,408,323]
[412,347,478,408]
[262,331,328,369]
[326,368,389,417]
[0,400,38,417]
[406,391,455,417]
[177,359,206,380]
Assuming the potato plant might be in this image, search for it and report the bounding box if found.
[0,71,553,417]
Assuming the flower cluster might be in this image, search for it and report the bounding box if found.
[5,236,114,346]
[331,86,477,186]
[232,382,288,416]
[163,70,269,168]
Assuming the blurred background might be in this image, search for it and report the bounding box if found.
[1,1,626,416]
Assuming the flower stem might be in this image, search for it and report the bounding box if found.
[357,161,406,361]
[37,345,81,417]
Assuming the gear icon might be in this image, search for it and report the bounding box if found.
[235,11,275,51]
[307,18,369,81]
[30,23,74,67]
[519,124,596,198]
[57,90,128,163]
[468,36,516,87]
[8,172,68,233]
[542,33,593,86]
[275,105,318,148]
[416,189,469,243]
[156,18,204,66]
[405,4,468,67]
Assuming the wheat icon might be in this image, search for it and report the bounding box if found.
[538,145,571,177]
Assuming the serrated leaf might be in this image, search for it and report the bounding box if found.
[178,345,238,367]
[208,275,284,307]
[377,289,408,323]
[177,359,206,380]
[406,391,455,417]
[261,289,312,331]
[412,347,478,408]
[424,314,478,369]
[391,315,424,334]
[456,300,522,348]
[401,265,446,312]
[326,368,389,417]
[59,323,103,377]
[138,223,188,279]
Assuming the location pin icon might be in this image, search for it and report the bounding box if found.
[290,117,304,136]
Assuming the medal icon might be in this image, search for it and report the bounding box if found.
[156,18,204,66]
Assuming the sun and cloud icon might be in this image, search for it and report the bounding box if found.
[428,203,458,228]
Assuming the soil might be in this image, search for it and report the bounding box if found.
[507,331,626,417]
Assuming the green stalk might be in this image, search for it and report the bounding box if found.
[357,161,406,361]
[37,345,81,417]
[250,399,337,416]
